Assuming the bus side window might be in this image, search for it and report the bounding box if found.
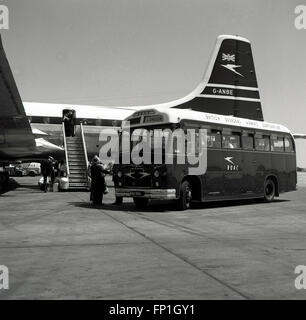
[284,136,295,152]
[255,135,270,151]
[222,132,241,149]
[271,136,284,152]
[242,134,254,150]
[207,130,221,148]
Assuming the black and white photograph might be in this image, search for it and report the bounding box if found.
[0,0,306,305]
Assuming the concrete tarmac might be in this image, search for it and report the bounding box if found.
[0,174,306,300]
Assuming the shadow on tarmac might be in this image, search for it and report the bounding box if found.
[0,178,20,195]
[69,198,290,213]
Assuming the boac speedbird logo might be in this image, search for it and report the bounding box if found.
[224,156,235,165]
[221,53,244,77]
[224,156,239,171]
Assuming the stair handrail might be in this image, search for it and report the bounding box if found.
[80,122,89,171]
[62,122,70,176]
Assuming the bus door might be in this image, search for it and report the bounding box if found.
[204,129,224,198]
[271,135,286,191]
[241,131,256,193]
[222,130,243,195]
[254,134,272,193]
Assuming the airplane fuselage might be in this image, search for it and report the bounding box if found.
[0,102,134,164]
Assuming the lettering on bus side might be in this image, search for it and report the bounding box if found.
[98,123,208,175]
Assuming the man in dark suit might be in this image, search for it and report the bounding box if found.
[90,156,109,205]
[41,156,55,192]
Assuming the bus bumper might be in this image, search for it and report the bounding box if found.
[115,188,177,200]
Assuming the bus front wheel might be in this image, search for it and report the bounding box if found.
[178,180,192,210]
[263,178,276,202]
[133,197,149,210]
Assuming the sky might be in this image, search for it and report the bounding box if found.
[2,0,306,166]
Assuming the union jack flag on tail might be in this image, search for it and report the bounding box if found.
[222,53,235,62]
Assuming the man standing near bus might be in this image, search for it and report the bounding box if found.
[40,156,55,193]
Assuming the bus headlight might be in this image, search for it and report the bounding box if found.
[117,171,122,178]
[154,170,160,178]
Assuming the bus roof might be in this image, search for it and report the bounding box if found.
[124,108,291,134]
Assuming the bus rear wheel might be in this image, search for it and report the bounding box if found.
[264,178,276,202]
[133,197,149,210]
[178,180,192,210]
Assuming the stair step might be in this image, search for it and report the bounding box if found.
[68,162,86,165]
[68,161,87,164]
[69,176,88,179]
[68,161,85,164]
[69,175,88,179]
[69,175,86,178]
[69,171,87,174]
[68,155,86,157]
[68,156,84,159]
[69,163,87,172]
[69,172,87,175]
[68,152,83,155]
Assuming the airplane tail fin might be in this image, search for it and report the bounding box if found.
[176,35,264,121]
[0,34,35,158]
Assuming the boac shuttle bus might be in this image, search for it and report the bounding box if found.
[113,108,297,210]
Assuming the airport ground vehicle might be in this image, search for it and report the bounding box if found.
[15,162,41,177]
[114,108,297,210]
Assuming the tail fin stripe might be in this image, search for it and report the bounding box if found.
[205,83,259,91]
[200,86,260,99]
[198,94,261,103]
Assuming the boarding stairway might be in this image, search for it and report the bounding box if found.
[63,122,89,190]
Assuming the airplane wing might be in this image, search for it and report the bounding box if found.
[0,34,36,161]
[293,134,306,139]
